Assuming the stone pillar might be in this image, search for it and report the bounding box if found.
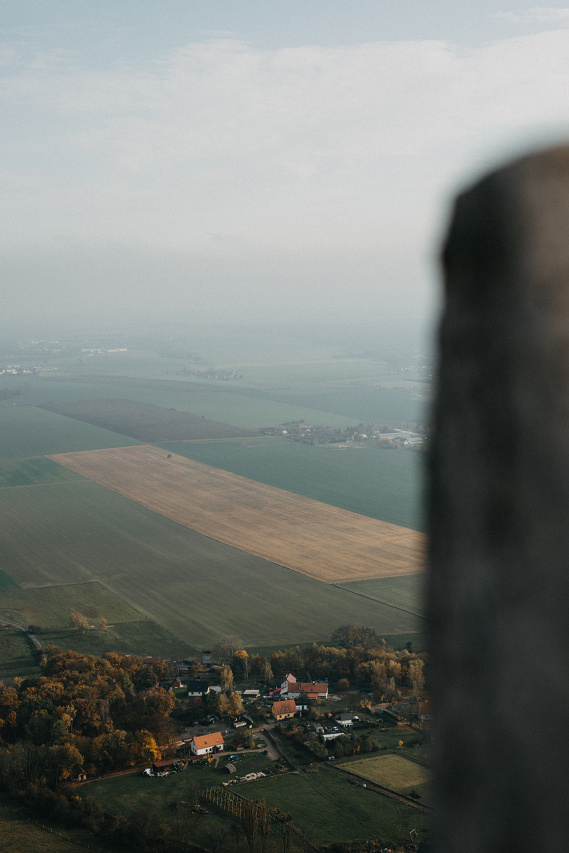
[428,146,569,853]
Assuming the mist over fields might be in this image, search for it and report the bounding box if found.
[0,316,430,655]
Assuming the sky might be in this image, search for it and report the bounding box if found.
[2,1,569,337]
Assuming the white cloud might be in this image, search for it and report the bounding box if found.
[2,29,569,323]
[496,7,569,25]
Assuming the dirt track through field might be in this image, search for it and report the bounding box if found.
[47,445,425,583]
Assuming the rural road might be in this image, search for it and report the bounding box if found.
[178,722,282,762]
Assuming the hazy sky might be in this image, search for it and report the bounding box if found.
[3,2,569,333]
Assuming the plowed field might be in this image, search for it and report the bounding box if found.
[47,445,425,583]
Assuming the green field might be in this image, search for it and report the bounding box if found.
[0,569,19,589]
[30,377,360,429]
[0,582,147,628]
[239,766,430,845]
[275,386,427,426]
[0,800,113,853]
[0,584,188,673]
[0,628,40,682]
[0,479,423,649]
[38,398,256,442]
[0,329,428,663]
[335,573,426,616]
[159,437,425,531]
[0,456,80,488]
[0,403,138,457]
[82,759,430,847]
[338,753,433,803]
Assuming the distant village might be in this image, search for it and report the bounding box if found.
[261,420,428,448]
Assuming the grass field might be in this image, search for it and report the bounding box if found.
[0,582,147,628]
[335,573,426,617]
[0,403,138,457]
[82,760,431,846]
[338,754,433,804]
[0,801,113,853]
[48,445,425,584]
[0,456,80,488]
[0,628,40,682]
[32,376,360,429]
[0,569,18,589]
[0,583,188,667]
[39,398,257,441]
[0,479,423,647]
[275,386,427,426]
[239,766,431,845]
[160,437,425,531]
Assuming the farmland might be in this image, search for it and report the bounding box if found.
[39,398,257,442]
[48,445,425,584]
[335,573,426,617]
[0,403,139,457]
[0,479,424,650]
[338,753,433,803]
[0,798,113,853]
[82,761,428,847]
[0,324,430,657]
[161,436,425,531]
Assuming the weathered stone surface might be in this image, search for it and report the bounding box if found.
[428,146,569,853]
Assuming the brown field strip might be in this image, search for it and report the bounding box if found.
[47,445,425,583]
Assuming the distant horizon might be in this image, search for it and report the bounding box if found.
[3,2,569,346]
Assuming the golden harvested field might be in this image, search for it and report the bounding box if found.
[47,445,425,583]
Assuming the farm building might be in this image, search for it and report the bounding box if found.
[242,689,260,700]
[190,732,224,756]
[280,674,328,700]
[187,680,212,698]
[152,760,176,773]
[272,699,297,721]
[336,713,355,727]
[418,700,433,721]
[161,676,183,690]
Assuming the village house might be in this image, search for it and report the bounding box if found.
[280,673,328,700]
[336,713,355,727]
[272,699,297,721]
[418,700,433,722]
[187,679,212,698]
[190,732,224,756]
[160,676,183,691]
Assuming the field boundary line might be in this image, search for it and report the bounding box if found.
[330,764,433,813]
[331,583,426,619]
[46,445,426,585]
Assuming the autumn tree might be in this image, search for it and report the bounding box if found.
[232,649,250,679]
[215,635,242,664]
[69,612,89,632]
[218,664,234,692]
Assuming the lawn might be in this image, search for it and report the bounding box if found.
[0,480,423,649]
[160,436,426,531]
[338,753,434,804]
